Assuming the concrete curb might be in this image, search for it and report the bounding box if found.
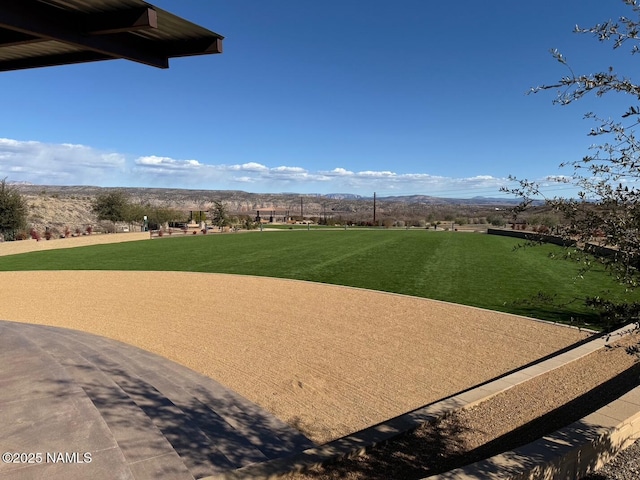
[202,325,636,480]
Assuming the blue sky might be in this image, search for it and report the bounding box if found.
[0,0,637,198]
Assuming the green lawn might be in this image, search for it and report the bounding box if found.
[259,224,335,229]
[0,230,634,326]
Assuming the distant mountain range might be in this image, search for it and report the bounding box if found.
[6,180,34,186]
[374,194,522,205]
[14,184,526,232]
[13,184,520,206]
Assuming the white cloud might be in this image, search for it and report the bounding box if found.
[136,156,163,166]
[228,162,268,171]
[0,138,30,149]
[233,176,256,183]
[0,137,125,185]
[468,175,495,181]
[357,170,396,177]
[329,168,354,176]
[272,166,307,173]
[0,137,527,197]
[135,156,202,168]
[545,175,572,183]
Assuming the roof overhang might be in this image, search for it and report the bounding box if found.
[0,0,223,71]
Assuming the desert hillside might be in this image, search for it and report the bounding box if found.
[14,184,518,235]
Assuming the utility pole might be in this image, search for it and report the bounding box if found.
[373,192,377,226]
[300,196,303,221]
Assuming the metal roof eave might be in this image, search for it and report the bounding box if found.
[0,0,223,71]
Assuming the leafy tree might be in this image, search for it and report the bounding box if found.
[487,215,506,227]
[123,202,146,230]
[92,190,130,228]
[238,214,258,230]
[505,0,640,327]
[148,206,182,228]
[191,211,207,223]
[0,178,28,240]
[210,201,229,229]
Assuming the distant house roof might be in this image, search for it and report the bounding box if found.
[0,0,223,71]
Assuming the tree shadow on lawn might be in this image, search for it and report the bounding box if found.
[505,293,609,330]
[506,304,601,328]
[508,287,640,331]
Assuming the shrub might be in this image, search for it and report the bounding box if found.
[0,178,28,239]
[14,230,29,241]
[86,225,93,235]
[64,226,71,238]
[29,228,41,241]
[487,215,506,227]
[99,222,115,234]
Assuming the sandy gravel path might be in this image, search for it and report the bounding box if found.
[0,270,588,444]
[0,231,150,256]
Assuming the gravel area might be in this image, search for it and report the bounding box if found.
[0,231,149,256]
[0,268,587,445]
[583,438,640,479]
[282,333,640,479]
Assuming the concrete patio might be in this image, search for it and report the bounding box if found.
[0,320,313,480]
